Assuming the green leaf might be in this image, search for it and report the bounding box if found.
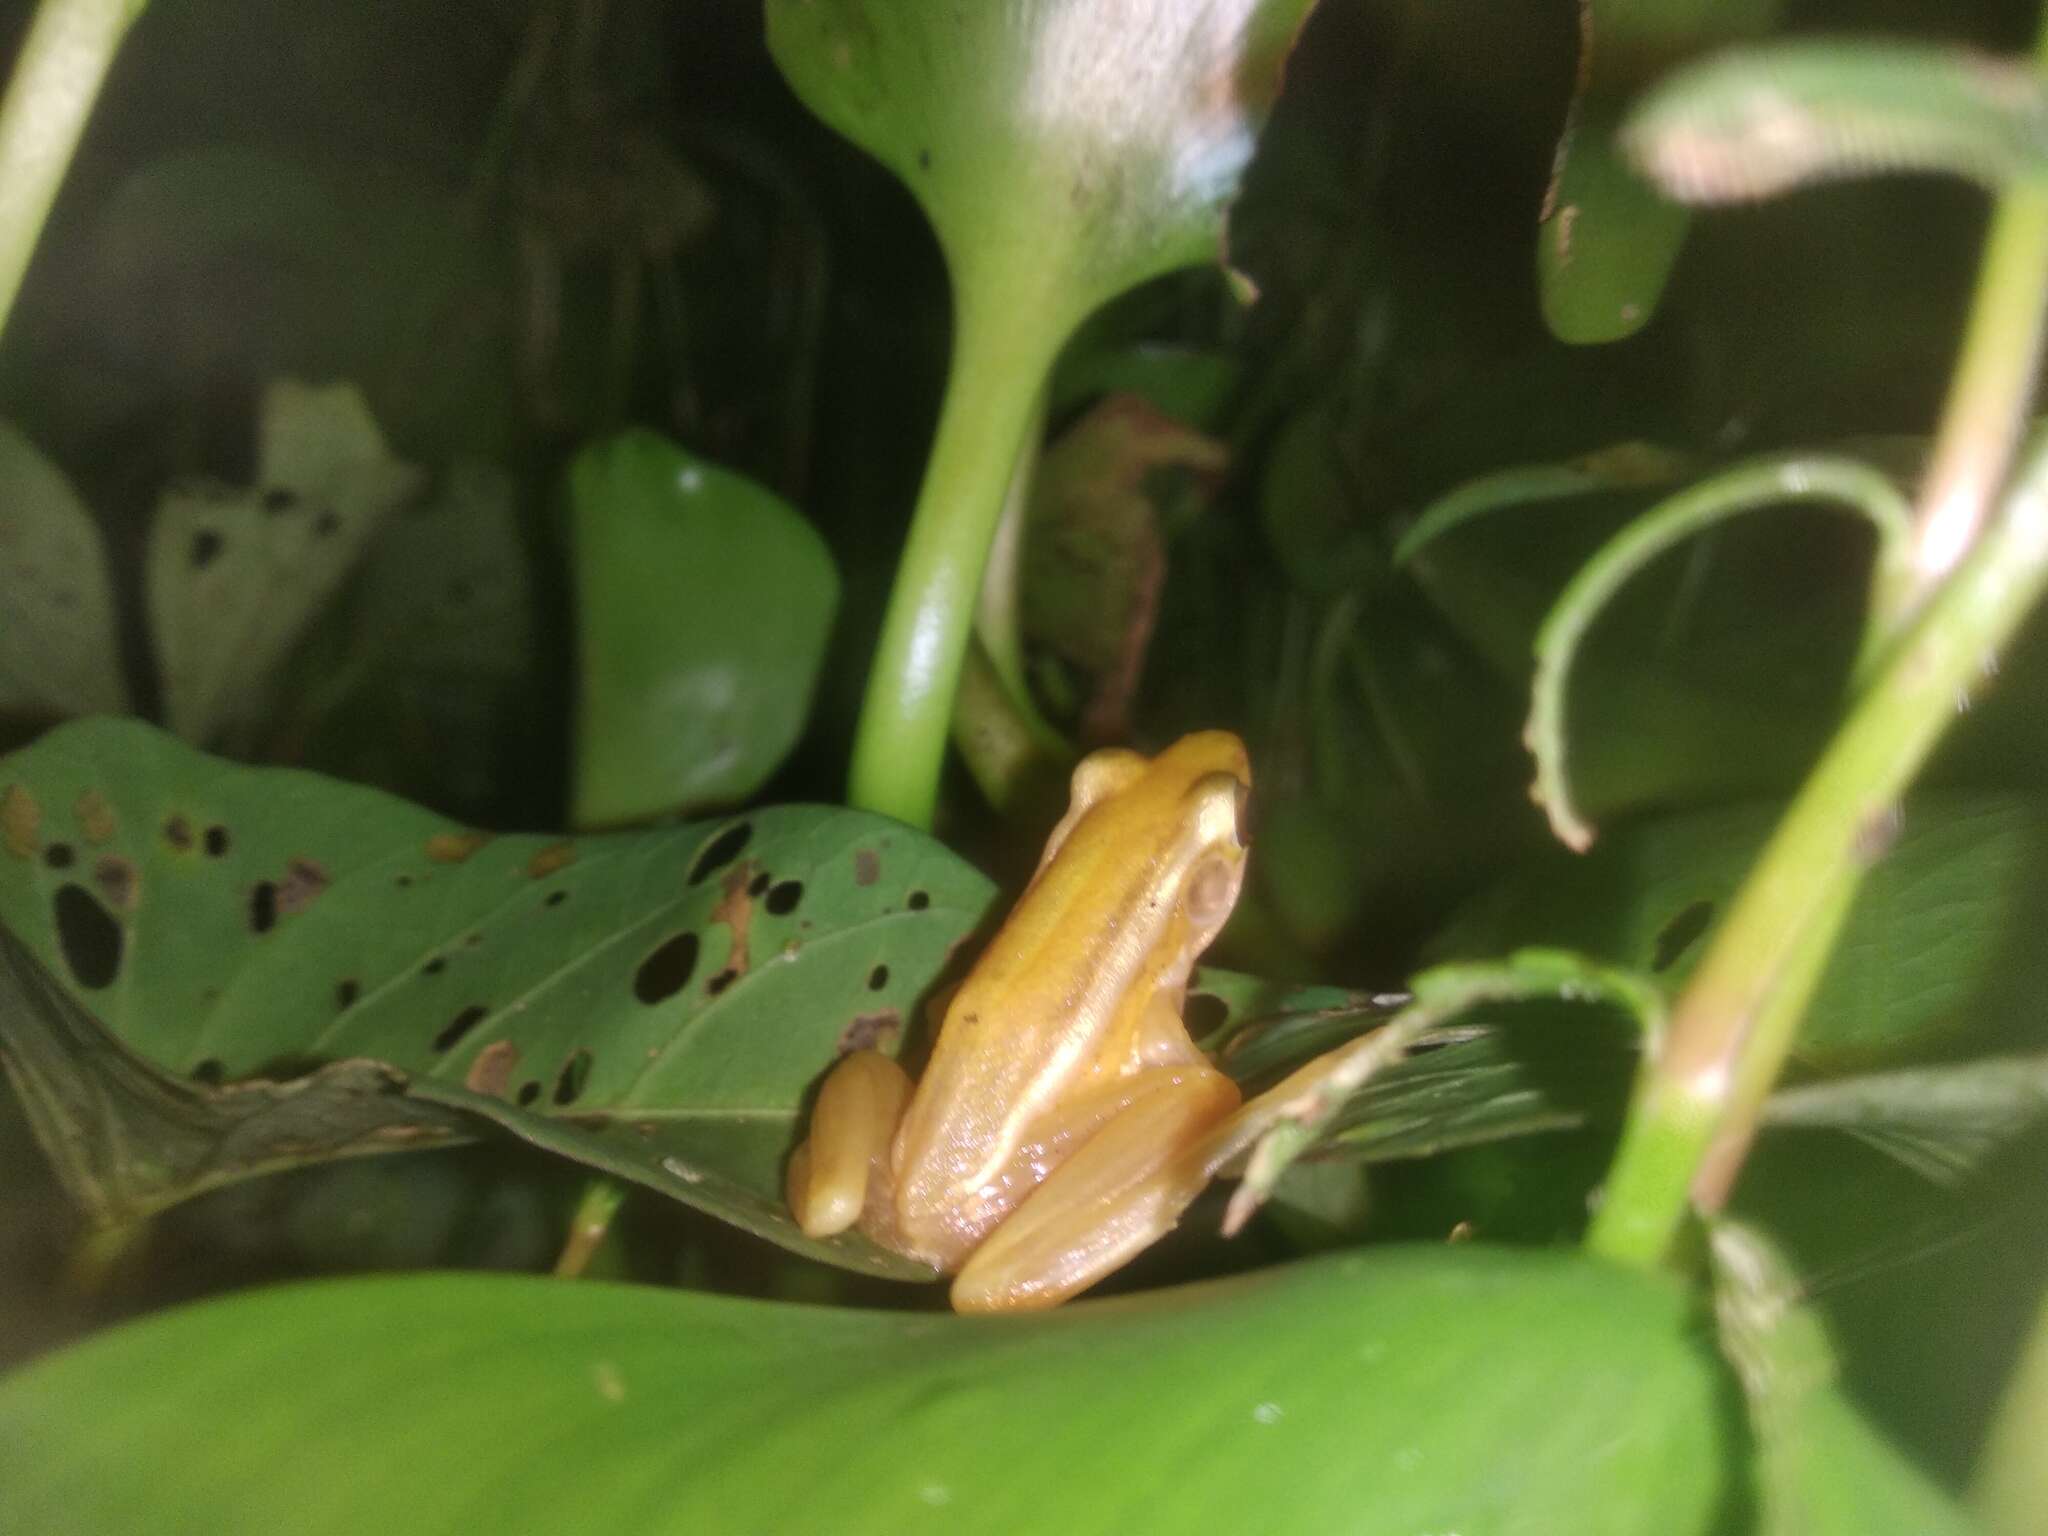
[145,380,424,749]
[0,1247,1739,1535]
[1429,794,2048,1060]
[1763,1054,2048,1183]
[766,0,1318,337]
[1625,40,2048,205]
[1537,0,1781,343]
[569,431,840,826]
[0,718,990,1276]
[0,421,127,720]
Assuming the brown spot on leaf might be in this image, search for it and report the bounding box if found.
[163,814,194,852]
[839,1009,901,1055]
[709,863,756,980]
[426,831,491,864]
[528,841,577,879]
[2,785,40,859]
[74,790,116,845]
[94,855,139,912]
[853,847,880,886]
[465,1039,521,1096]
[277,857,330,915]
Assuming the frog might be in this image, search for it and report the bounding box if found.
[787,729,1287,1313]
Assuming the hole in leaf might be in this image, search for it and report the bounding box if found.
[203,825,230,858]
[43,842,73,870]
[53,883,121,989]
[433,1005,489,1053]
[422,956,447,977]
[707,967,737,997]
[634,932,699,1004]
[189,529,224,568]
[868,964,890,992]
[313,508,341,538]
[277,857,329,914]
[1652,899,1716,973]
[907,890,930,911]
[766,880,804,916]
[1184,992,1230,1038]
[544,889,569,908]
[190,1058,224,1086]
[261,487,297,515]
[553,1049,593,1106]
[748,870,772,898]
[687,822,753,886]
[163,814,194,851]
[516,1080,541,1107]
[396,872,416,889]
[854,849,880,886]
[248,880,279,935]
[336,978,360,1011]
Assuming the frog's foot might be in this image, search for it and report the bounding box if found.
[786,1048,913,1239]
[949,1065,1240,1314]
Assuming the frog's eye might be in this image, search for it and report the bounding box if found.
[1185,857,1237,928]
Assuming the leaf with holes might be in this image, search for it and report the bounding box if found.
[570,431,838,826]
[1428,794,2048,1060]
[145,379,424,750]
[0,423,128,722]
[0,718,993,1276]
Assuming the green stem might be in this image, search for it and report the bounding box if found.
[0,0,142,341]
[552,1175,629,1279]
[848,290,1061,827]
[1588,431,2048,1269]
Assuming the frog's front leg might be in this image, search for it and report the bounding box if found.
[950,1063,1240,1313]
[786,1048,912,1240]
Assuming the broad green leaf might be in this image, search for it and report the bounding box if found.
[0,422,127,720]
[0,718,990,1276]
[146,380,423,748]
[1430,794,2048,1060]
[1537,0,1781,343]
[0,1247,1739,1535]
[569,431,839,826]
[766,0,1318,337]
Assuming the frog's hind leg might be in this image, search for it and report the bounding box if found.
[949,1064,1240,1313]
[787,1048,913,1239]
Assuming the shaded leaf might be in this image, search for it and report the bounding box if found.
[569,430,839,825]
[1763,1054,2048,1184]
[1537,0,1781,342]
[0,423,127,721]
[146,380,424,748]
[0,1247,1739,1535]
[0,923,470,1227]
[0,718,989,1276]
[1430,794,2048,1060]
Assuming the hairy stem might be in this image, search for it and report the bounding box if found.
[1589,432,2048,1268]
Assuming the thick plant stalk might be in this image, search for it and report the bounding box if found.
[0,0,143,340]
[847,288,1061,828]
[1589,431,2048,1268]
